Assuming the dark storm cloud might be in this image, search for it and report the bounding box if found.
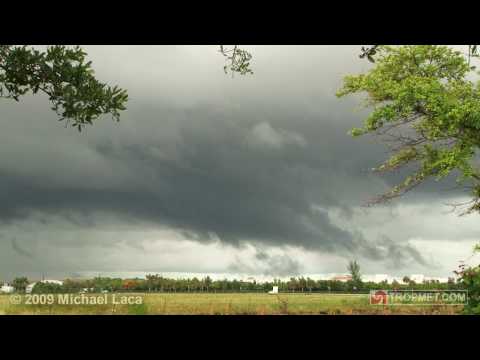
[229,248,302,277]
[0,99,394,261]
[1,45,458,276]
[373,235,429,269]
[11,237,34,258]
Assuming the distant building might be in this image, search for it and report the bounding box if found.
[43,279,63,286]
[25,283,35,294]
[331,275,352,282]
[0,283,14,294]
[268,286,279,294]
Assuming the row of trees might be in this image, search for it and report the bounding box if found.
[2,274,464,294]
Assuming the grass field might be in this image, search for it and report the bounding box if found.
[0,293,463,315]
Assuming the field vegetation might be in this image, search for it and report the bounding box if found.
[0,293,462,315]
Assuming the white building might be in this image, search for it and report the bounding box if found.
[43,279,63,286]
[0,283,14,294]
[25,283,36,294]
[268,286,279,294]
[330,275,352,282]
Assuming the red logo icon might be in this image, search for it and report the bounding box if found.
[370,290,388,305]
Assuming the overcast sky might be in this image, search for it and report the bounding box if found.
[0,45,479,280]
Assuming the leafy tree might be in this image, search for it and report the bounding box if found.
[287,277,299,292]
[31,282,63,294]
[306,277,316,292]
[12,277,29,292]
[338,45,480,214]
[391,280,400,289]
[203,276,212,292]
[347,260,362,289]
[454,246,480,314]
[458,267,480,314]
[0,45,128,131]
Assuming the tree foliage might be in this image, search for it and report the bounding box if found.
[454,247,480,314]
[32,274,464,294]
[0,45,128,131]
[12,277,29,292]
[360,45,480,64]
[219,45,253,76]
[338,45,480,214]
[31,282,63,294]
[347,260,362,289]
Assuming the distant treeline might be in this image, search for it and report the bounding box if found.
[16,275,465,294]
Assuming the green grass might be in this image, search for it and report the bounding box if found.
[0,293,463,315]
[0,295,8,315]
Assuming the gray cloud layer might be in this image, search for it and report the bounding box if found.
[0,46,476,278]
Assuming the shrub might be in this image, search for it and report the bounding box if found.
[455,249,480,315]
